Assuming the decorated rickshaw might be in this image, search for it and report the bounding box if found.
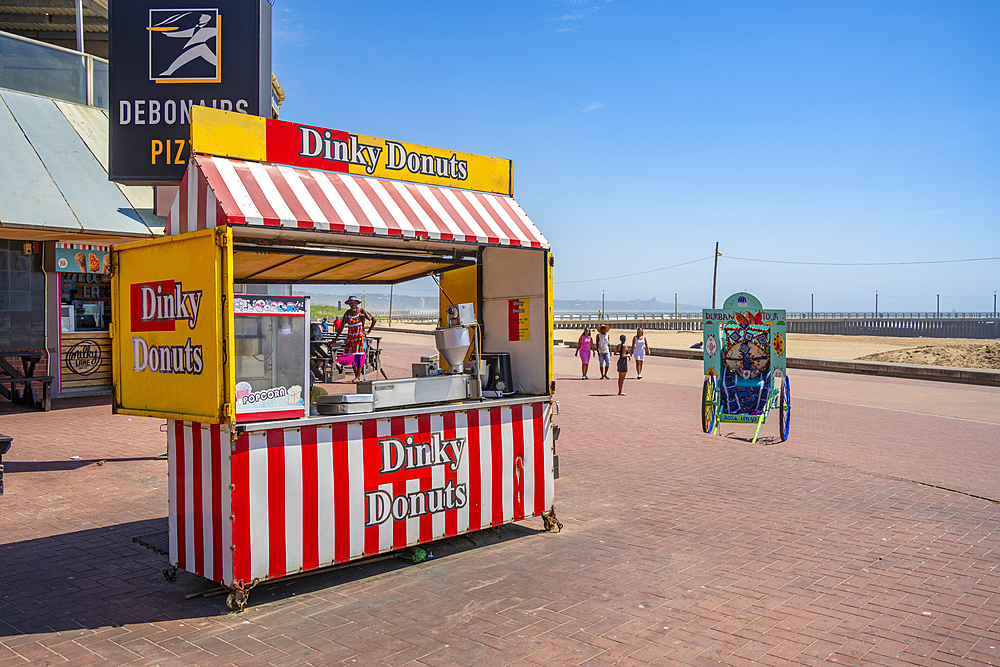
[701,292,791,443]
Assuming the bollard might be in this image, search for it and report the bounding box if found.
[0,434,11,495]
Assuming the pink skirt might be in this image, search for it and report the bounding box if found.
[579,348,591,364]
[338,352,365,368]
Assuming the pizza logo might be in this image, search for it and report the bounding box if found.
[148,9,220,83]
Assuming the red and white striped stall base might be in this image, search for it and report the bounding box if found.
[168,400,554,587]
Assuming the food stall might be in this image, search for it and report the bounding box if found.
[53,243,114,393]
[111,107,558,609]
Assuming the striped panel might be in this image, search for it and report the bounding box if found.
[168,422,234,585]
[166,155,548,249]
[55,242,110,250]
[167,402,552,586]
[166,161,223,236]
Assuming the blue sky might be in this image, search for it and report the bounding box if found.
[273,1,999,312]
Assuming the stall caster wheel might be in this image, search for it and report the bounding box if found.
[225,579,258,612]
[542,505,563,533]
[226,590,248,612]
[162,566,178,583]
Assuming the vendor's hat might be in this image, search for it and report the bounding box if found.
[346,295,361,304]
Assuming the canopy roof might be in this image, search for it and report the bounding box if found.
[0,88,162,241]
[168,155,548,250]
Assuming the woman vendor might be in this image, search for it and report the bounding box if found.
[333,295,377,382]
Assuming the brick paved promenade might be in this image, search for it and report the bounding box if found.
[2,331,999,666]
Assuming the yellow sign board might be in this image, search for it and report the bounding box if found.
[190,106,513,196]
[112,227,234,423]
[509,298,530,342]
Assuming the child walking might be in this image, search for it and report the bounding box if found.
[615,334,631,396]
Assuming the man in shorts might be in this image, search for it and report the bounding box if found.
[596,325,611,379]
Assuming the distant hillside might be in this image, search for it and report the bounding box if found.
[292,289,704,314]
[292,289,438,313]
[554,297,704,313]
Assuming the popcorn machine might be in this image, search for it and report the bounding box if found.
[232,295,309,422]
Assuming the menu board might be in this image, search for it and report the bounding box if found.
[508,298,530,342]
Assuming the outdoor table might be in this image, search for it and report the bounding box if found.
[317,335,385,381]
[0,351,52,411]
[309,338,344,383]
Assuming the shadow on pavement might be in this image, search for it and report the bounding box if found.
[718,430,782,445]
[0,518,542,634]
[0,395,112,416]
[4,457,164,473]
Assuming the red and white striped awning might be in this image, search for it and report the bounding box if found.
[168,155,548,249]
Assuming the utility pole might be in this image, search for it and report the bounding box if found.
[675,293,678,316]
[601,290,605,320]
[875,290,878,316]
[711,242,720,309]
[937,294,940,317]
[811,294,814,317]
[994,291,997,316]
[75,0,84,53]
[388,284,393,328]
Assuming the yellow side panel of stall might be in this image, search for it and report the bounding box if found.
[437,265,479,372]
[480,246,550,395]
[438,265,479,326]
[546,251,554,393]
[112,227,234,423]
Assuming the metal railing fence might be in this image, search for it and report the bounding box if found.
[0,30,108,109]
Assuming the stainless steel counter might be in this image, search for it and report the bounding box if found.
[235,394,552,433]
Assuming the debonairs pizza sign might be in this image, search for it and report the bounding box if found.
[109,0,272,185]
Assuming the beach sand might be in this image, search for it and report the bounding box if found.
[598,330,1000,369]
[384,322,998,369]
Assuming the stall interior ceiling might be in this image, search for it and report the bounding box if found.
[231,242,476,285]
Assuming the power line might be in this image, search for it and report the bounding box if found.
[884,294,994,299]
[725,255,1000,267]
[554,256,714,284]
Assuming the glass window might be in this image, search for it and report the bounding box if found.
[0,33,87,106]
[0,239,46,350]
[59,272,111,333]
[91,59,109,110]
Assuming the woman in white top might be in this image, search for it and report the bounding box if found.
[631,327,648,379]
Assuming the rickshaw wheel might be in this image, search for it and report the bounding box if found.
[779,376,791,441]
[701,375,716,433]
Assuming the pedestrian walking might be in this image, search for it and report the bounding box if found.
[576,327,594,379]
[615,334,631,396]
[596,325,611,379]
[631,327,647,379]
